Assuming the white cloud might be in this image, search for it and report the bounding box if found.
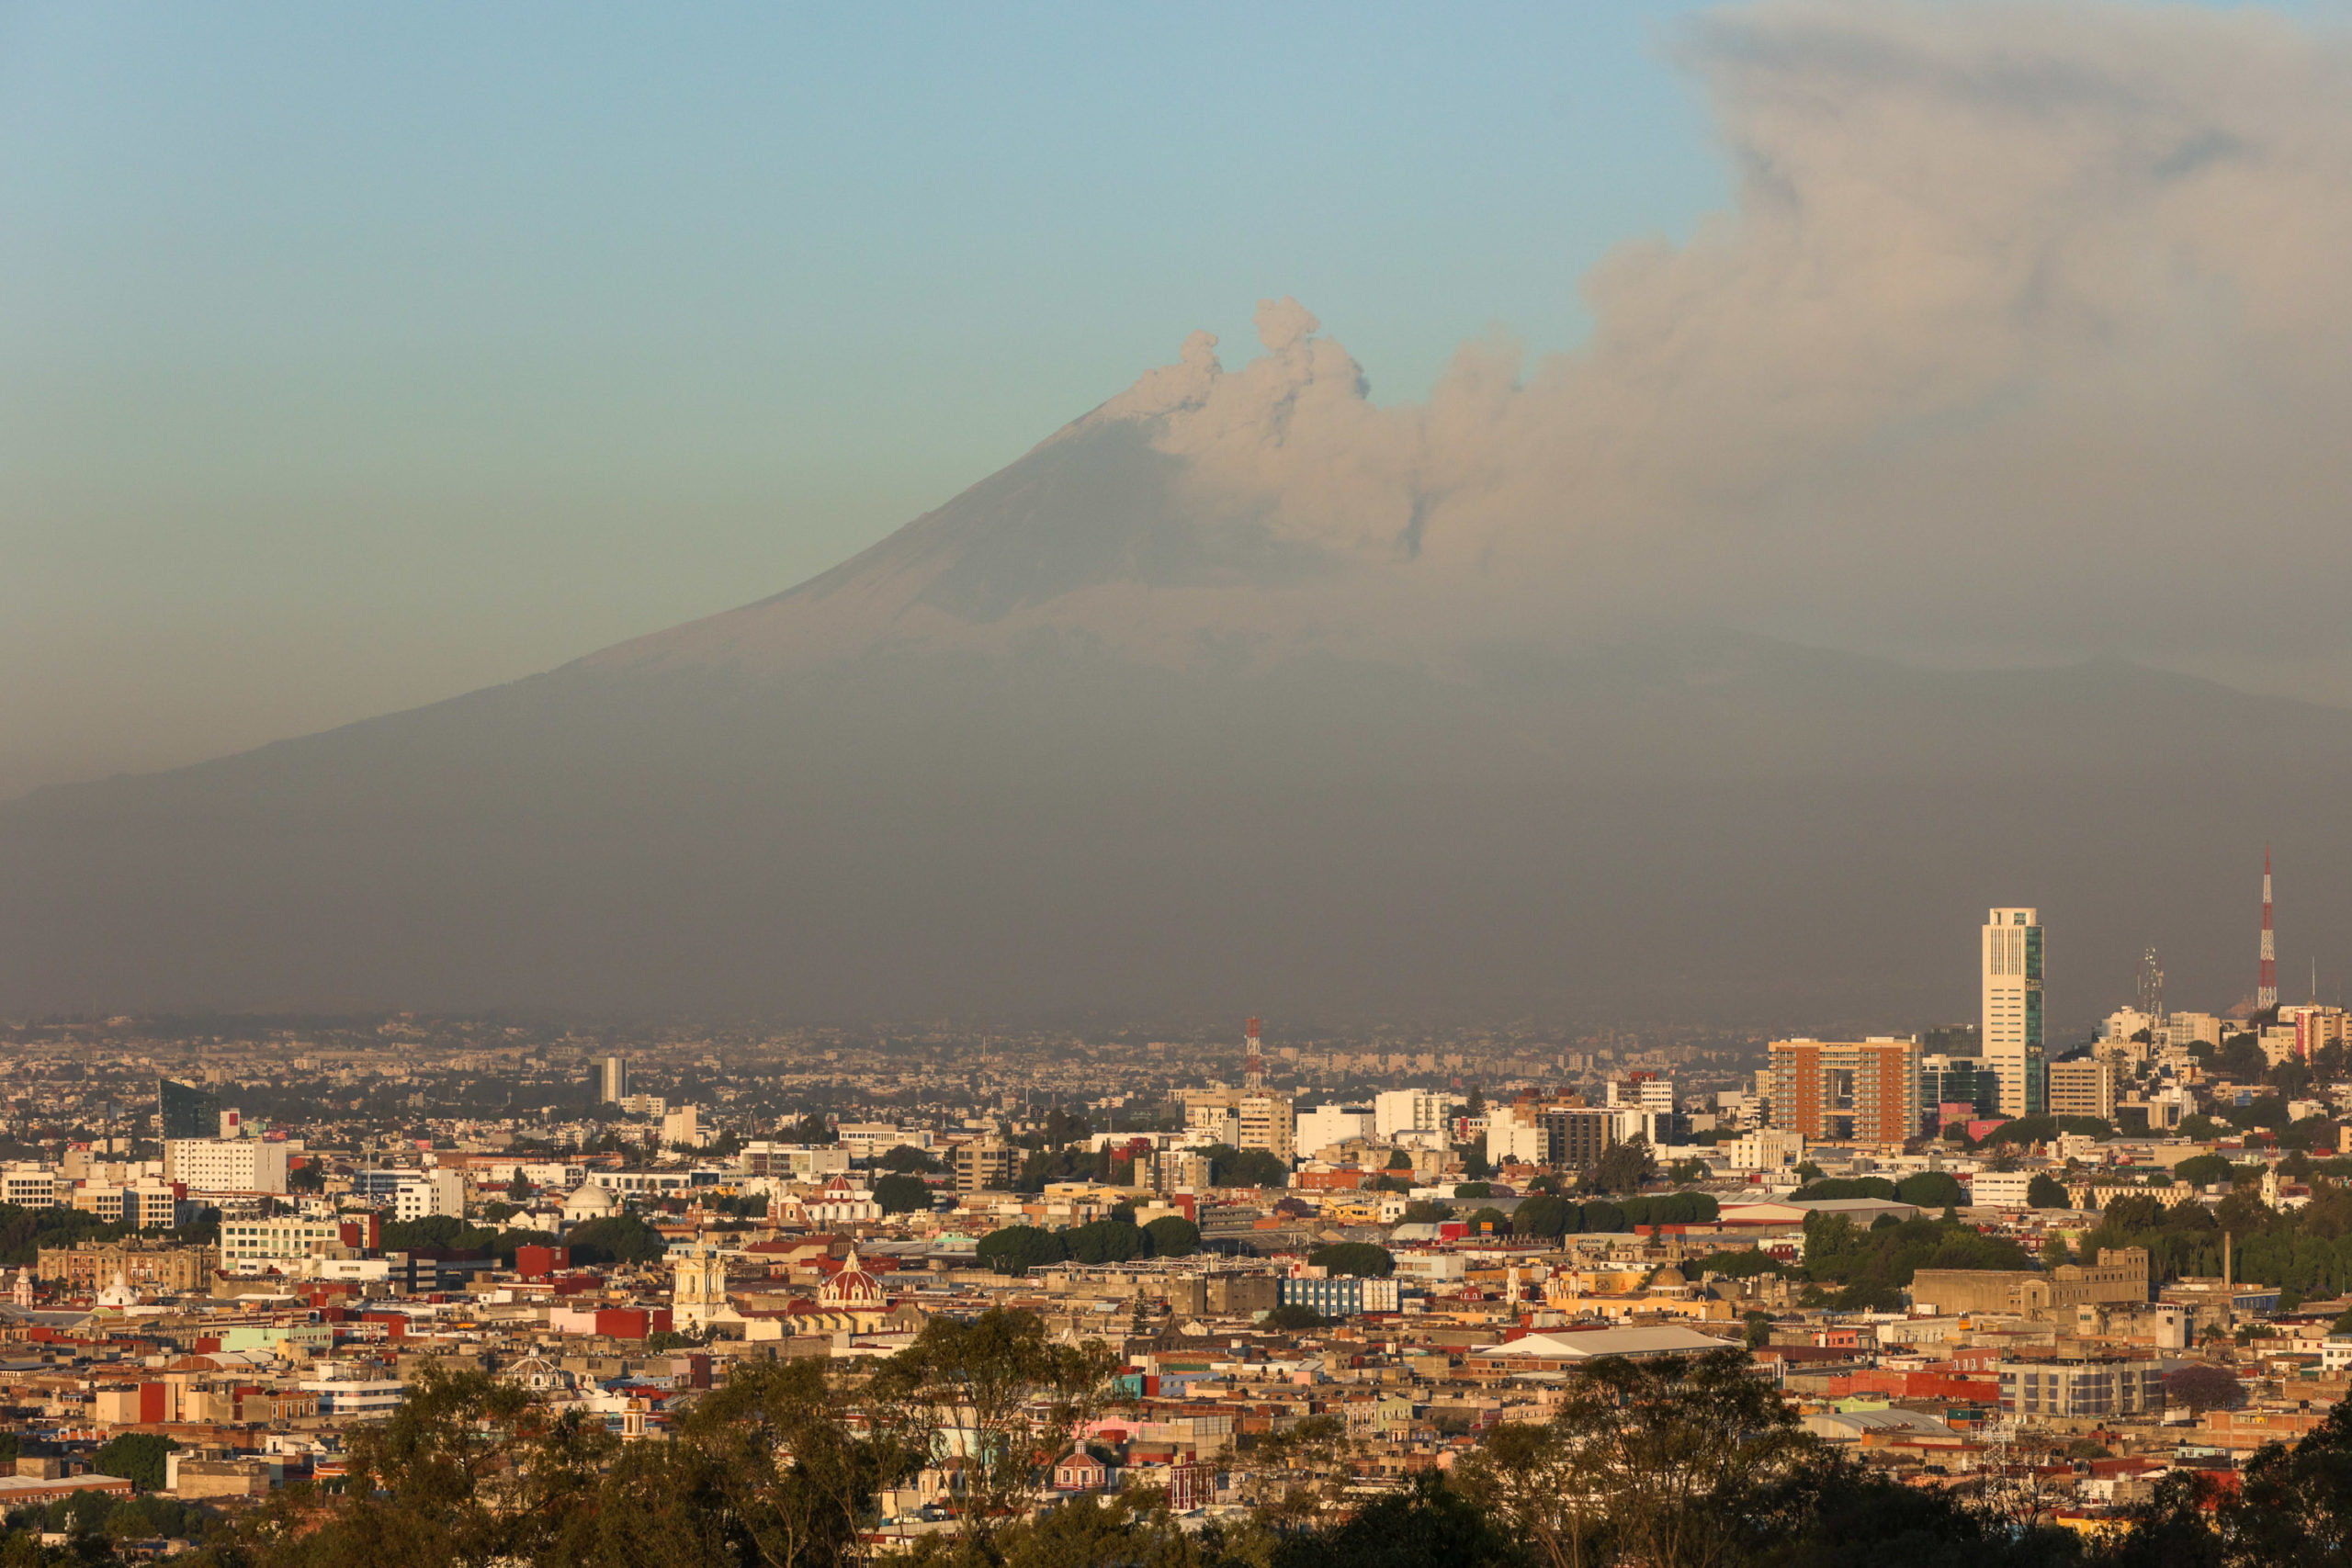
[1092,0,2352,690]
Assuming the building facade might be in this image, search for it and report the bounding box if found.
[2046,1058,2120,1122]
[1537,1108,1622,1172]
[164,1137,288,1195]
[1983,908,2046,1117]
[1766,1039,1923,1146]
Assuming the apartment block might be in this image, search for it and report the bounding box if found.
[1766,1038,1922,1146]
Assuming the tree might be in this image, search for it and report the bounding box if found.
[1262,1303,1328,1332]
[1552,1348,1811,1568]
[1385,1149,1414,1170]
[1061,1218,1148,1264]
[1589,1137,1657,1195]
[865,1309,1115,1561]
[1454,1182,1494,1199]
[2176,1153,2236,1187]
[2164,1363,2245,1414]
[244,1362,612,1568]
[1400,1201,1453,1225]
[876,1144,941,1174]
[2025,1173,2072,1209]
[1142,1214,1199,1258]
[1467,1206,1511,1235]
[560,1353,912,1568]
[1893,1170,1966,1209]
[91,1433,177,1492]
[793,1112,835,1144]
[976,1224,1065,1276]
[1513,1194,1577,1240]
[563,1213,666,1266]
[506,1168,532,1201]
[871,1173,933,1215]
[1309,1242,1396,1278]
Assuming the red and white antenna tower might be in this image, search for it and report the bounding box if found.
[2259,847,2278,1010]
[1245,1016,1264,1091]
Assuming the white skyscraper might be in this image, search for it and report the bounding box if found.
[1982,908,2044,1117]
[598,1055,628,1103]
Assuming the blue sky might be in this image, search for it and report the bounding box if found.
[0,0,2335,795]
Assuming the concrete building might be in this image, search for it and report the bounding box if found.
[1721,1128,1806,1170]
[165,1137,288,1195]
[1374,1089,1447,1142]
[1765,1039,1922,1147]
[2047,1058,2120,1122]
[951,1138,1016,1193]
[1910,1247,2150,1316]
[1537,1107,1621,1172]
[1997,1357,2169,1420]
[1984,908,2046,1117]
[220,1216,353,1265]
[1296,1105,1375,1157]
[1237,1094,1296,1164]
[741,1143,852,1180]
[37,1241,212,1293]
[598,1055,628,1103]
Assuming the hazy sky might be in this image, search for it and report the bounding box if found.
[4,0,2345,802]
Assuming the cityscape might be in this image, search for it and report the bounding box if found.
[8,3,2352,1566]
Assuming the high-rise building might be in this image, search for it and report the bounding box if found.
[1373,1089,1446,1141]
[2046,1058,2119,1122]
[597,1055,628,1104]
[1766,1038,1922,1146]
[2259,848,2278,1010]
[157,1077,220,1143]
[1238,1094,1296,1165]
[1535,1107,1621,1171]
[1982,908,2044,1117]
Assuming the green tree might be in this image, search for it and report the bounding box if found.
[1588,1137,1657,1195]
[1893,1170,1966,1209]
[871,1173,933,1215]
[1142,1215,1200,1258]
[976,1224,1065,1276]
[1308,1242,1396,1278]
[2025,1173,2072,1209]
[876,1144,942,1174]
[91,1432,178,1492]
[1454,1182,1494,1199]
[562,1213,667,1266]
[1061,1218,1148,1264]
[865,1309,1115,1562]
[1261,1303,1328,1332]
[1512,1194,1577,1239]
[1400,1201,1454,1225]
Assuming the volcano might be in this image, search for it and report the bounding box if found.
[7,315,2352,1027]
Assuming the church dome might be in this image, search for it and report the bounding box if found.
[1651,1265,1687,1289]
[819,1247,886,1309]
[96,1270,138,1310]
[563,1182,616,1218]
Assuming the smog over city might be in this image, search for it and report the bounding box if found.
[5,5,2352,1563]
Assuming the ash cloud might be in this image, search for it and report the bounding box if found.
[1091,0,2352,694]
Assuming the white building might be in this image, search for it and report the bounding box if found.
[1,1165,58,1208]
[1983,908,2045,1118]
[352,1169,465,1221]
[221,1216,352,1265]
[741,1143,851,1180]
[1374,1090,1447,1142]
[1967,1171,2038,1208]
[661,1105,705,1148]
[166,1137,289,1195]
[1298,1109,1374,1161]
[837,1123,932,1160]
[1722,1129,1807,1171]
[1482,1104,1548,1168]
